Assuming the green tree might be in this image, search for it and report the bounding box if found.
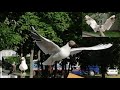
[0,18,22,51]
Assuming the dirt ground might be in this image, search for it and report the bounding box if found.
[67,74,120,78]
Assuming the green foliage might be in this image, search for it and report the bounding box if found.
[18,12,40,30]
[5,56,20,64]
[0,21,22,50]
[18,12,72,44]
[41,12,71,31]
[61,12,82,44]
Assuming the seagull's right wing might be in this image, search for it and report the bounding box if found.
[101,15,116,32]
[85,15,99,32]
[70,43,112,55]
[30,26,61,55]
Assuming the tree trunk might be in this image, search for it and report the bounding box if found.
[68,62,71,73]
[62,61,64,78]
[101,64,106,78]
[20,44,23,57]
[54,62,57,78]
[30,49,34,78]
[64,60,67,78]
[40,51,44,77]
[37,50,41,77]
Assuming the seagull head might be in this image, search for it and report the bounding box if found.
[68,40,77,48]
[21,57,26,61]
[85,15,90,20]
[110,15,115,20]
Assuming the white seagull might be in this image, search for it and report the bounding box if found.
[85,15,116,37]
[19,57,28,77]
[30,26,113,65]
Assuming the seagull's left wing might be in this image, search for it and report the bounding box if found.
[29,26,61,55]
[85,15,99,32]
[70,43,112,55]
[101,15,115,32]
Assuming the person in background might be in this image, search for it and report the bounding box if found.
[8,62,16,75]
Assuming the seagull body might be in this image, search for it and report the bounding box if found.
[30,26,113,65]
[85,15,116,34]
[42,43,71,65]
[19,57,28,71]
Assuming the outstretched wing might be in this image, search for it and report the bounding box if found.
[85,15,99,32]
[101,15,115,32]
[30,26,61,54]
[70,43,112,55]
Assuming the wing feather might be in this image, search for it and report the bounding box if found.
[70,43,112,55]
[101,15,115,32]
[30,26,61,54]
[85,15,99,32]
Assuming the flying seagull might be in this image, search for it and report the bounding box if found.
[29,26,112,65]
[19,57,28,78]
[85,15,116,37]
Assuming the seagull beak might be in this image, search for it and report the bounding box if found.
[71,43,78,48]
[68,40,78,48]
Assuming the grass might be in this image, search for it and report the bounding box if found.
[104,32,120,37]
[106,74,120,78]
[83,31,120,37]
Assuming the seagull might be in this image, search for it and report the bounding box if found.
[29,26,113,66]
[19,57,28,77]
[85,15,116,37]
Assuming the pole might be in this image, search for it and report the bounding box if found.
[30,49,34,78]
[37,50,41,77]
